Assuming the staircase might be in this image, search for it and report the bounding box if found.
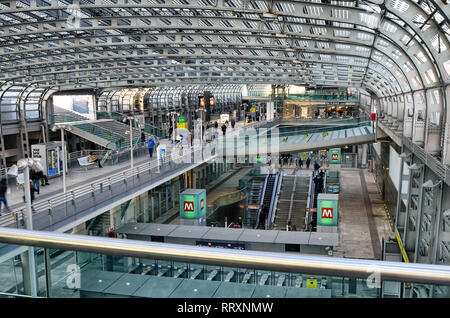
[273,176,295,230]
[50,113,145,150]
[97,111,166,138]
[94,120,143,148]
[88,212,111,236]
[51,106,91,123]
[289,176,310,231]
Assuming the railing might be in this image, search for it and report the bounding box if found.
[402,136,449,184]
[206,190,246,219]
[285,94,360,101]
[305,172,315,231]
[269,171,283,228]
[267,172,280,229]
[5,142,218,230]
[0,227,449,294]
[254,175,269,229]
[97,111,166,138]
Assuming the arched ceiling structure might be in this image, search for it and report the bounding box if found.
[0,0,449,98]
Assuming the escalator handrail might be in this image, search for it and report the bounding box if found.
[254,175,269,229]
[269,171,283,227]
[267,172,280,229]
[305,171,316,231]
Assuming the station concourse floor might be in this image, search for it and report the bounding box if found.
[334,168,394,260]
[0,119,261,222]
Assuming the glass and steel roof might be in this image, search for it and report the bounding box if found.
[0,0,448,98]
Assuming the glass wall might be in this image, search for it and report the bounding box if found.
[0,243,448,298]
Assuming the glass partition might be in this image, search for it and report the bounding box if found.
[0,241,448,298]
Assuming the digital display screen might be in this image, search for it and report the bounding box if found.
[196,241,245,250]
[53,95,95,120]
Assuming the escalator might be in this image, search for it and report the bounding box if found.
[244,177,266,228]
[256,174,276,229]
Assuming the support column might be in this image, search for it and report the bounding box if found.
[403,93,414,138]
[424,89,442,154]
[361,144,368,169]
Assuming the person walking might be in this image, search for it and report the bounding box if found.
[299,158,303,168]
[0,178,10,216]
[88,152,103,168]
[231,118,235,129]
[314,161,320,172]
[214,120,218,130]
[221,123,227,137]
[140,131,146,144]
[306,157,311,169]
[168,124,173,140]
[30,165,41,195]
[147,135,156,158]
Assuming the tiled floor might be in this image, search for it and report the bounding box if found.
[335,168,394,260]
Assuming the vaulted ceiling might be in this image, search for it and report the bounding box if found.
[0,0,449,97]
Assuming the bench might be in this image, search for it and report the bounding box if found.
[77,156,96,170]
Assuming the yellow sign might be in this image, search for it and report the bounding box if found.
[323,132,328,137]
[177,122,188,130]
[306,279,317,289]
[251,107,256,113]
[396,229,409,263]
[303,152,306,160]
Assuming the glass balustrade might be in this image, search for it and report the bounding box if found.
[0,242,448,298]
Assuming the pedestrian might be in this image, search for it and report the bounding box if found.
[319,169,325,178]
[88,152,103,168]
[231,118,235,129]
[168,125,173,140]
[30,165,40,195]
[29,181,37,212]
[140,131,146,144]
[306,157,311,169]
[221,123,227,136]
[0,178,10,215]
[147,135,155,158]
[34,160,50,186]
[214,121,218,129]
[314,161,320,171]
[299,158,303,168]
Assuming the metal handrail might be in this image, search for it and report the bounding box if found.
[0,227,449,286]
[254,174,269,229]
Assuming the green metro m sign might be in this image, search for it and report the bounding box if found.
[329,148,341,164]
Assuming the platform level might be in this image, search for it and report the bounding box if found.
[335,169,394,259]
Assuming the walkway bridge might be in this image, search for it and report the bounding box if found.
[218,117,380,156]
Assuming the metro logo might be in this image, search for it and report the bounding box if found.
[184,201,194,212]
[321,207,333,219]
[332,154,339,161]
[201,199,204,210]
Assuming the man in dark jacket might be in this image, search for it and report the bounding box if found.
[306,157,311,169]
[30,166,40,195]
[221,123,227,136]
[0,178,10,215]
